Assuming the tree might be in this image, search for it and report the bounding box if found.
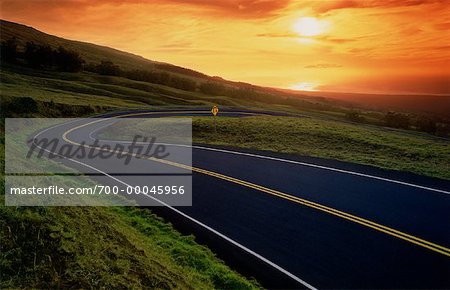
[55,46,84,72]
[345,111,365,123]
[24,42,42,68]
[384,112,410,129]
[95,60,122,76]
[0,37,19,63]
[23,42,54,69]
[416,116,437,134]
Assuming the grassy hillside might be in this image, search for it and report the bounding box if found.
[0,20,162,72]
[1,61,348,122]
[0,63,260,109]
[0,120,259,289]
[0,19,366,116]
[2,19,449,136]
[98,116,450,180]
[0,203,259,289]
[193,116,450,180]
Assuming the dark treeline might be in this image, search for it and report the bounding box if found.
[0,96,107,118]
[344,110,448,136]
[383,112,445,135]
[80,57,323,108]
[384,112,410,129]
[1,37,19,62]
[125,69,197,91]
[1,37,84,72]
[345,111,365,123]
[199,81,278,103]
[154,63,209,79]
[85,61,198,91]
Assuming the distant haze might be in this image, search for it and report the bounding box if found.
[290,90,450,116]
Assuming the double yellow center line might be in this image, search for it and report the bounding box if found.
[61,112,450,257]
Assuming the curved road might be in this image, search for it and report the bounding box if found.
[31,110,450,289]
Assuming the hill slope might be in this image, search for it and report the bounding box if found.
[1,19,449,135]
[3,19,449,118]
[0,19,324,102]
[0,19,220,82]
[0,20,161,71]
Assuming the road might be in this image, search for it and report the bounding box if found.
[30,110,450,289]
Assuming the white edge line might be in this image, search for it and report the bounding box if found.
[22,118,317,290]
[89,123,450,196]
[188,145,450,195]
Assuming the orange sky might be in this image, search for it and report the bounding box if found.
[1,0,449,94]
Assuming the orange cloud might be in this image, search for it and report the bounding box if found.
[305,63,342,69]
[311,0,444,14]
[0,0,291,19]
[0,0,448,94]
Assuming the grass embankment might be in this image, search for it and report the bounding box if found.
[0,205,258,289]
[105,115,449,180]
[0,123,259,289]
[0,64,276,110]
[193,116,450,180]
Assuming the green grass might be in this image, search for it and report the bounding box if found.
[0,205,259,289]
[0,122,259,289]
[0,64,274,110]
[193,116,450,180]
[102,115,450,180]
[0,65,199,108]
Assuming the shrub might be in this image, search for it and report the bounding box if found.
[93,60,122,76]
[55,46,84,72]
[3,96,39,115]
[416,116,437,134]
[384,112,410,129]
[345,111,365,123]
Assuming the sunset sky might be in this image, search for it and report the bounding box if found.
[1,0,449,94]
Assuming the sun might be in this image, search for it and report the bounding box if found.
[293,17,328,37]
[289,82,318,91]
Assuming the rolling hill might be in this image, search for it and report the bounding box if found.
[2,19,343,118]
[1,19,449,131]
[0,20,163,72]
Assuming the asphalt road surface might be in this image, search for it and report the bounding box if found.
[28,110,450,289]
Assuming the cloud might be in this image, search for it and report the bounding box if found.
[304,63,342,68]
[313,0,444,14]
[399,27,423,35]
[0,0,292,19]
[319,36,358,44]
[256,32,297,38]
[0,0,448,95]
[434,22,450,30]
[166,0,292,18]
[255,34,360,43]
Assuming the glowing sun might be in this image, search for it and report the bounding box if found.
[293,17,329,37]
[290,82,318,91]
